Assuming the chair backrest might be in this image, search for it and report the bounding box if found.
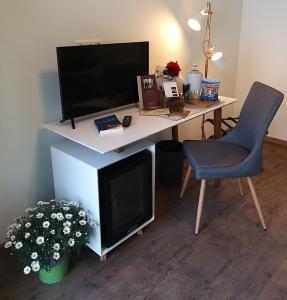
[228,82,284,151]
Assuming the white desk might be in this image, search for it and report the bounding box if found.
[43,96,237,154]
[46,96,237,259]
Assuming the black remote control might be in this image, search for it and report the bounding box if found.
[122,116,132,127]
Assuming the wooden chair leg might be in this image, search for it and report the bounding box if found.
[238,178,244,197]
[195,179,207,235]
[180,166,191,199]
[100,254,107,262]
[247,177,267,230]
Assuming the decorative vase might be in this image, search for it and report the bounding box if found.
[187,65,203,99]
[39,257,69,284]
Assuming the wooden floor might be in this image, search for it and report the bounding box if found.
[1,142,287,300]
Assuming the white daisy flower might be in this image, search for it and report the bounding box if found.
[57,213,64,221]
[25,222,31,228]
[25,232,30,239]
[50,230,55,235]
[26,207,37,213]
[53,243,60,251]
[63,221,71,227]
[75,231,82,237]
[36,213,44,219]
[15,242,23,249]
[31,252,38,259]
[89,221,97,228]
[65,214,72,219]
[16,224,21,229]
[32,264,40,272]
[78,210,85,217]
[79,220,87,226]
[10,235,15,241]
[36,236,44,245]
[42,221,50,228]
[6,229,13,237]
[31,261,40,272]
[12,223,18,229]
[51,213,57,219]
[68,238,75,247]
[37,201,44,205]
[53,252,60,260]
[71,202,79,208]
[24,266,31,274]
[63,207,70,211]
[4,241,12,248]
[63,227,70,235]
[7,225,13,231]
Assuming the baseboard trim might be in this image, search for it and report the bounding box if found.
[265,136,287,147]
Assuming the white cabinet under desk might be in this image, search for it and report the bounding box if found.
[51,139,155,259]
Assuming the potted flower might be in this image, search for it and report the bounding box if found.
[164,61,181,78]
[4,199,96,284]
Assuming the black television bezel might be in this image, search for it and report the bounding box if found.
[56,41,149,124]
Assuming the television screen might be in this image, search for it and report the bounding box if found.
[56,42,149,121]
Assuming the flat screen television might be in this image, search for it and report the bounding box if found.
[56,41,149,127]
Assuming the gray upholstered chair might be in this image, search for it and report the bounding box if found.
[180,82,284,234]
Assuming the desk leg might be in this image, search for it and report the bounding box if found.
[172,125,179,141]
[214,108,222,187]
[214,107,222,138]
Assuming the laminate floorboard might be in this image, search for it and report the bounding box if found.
[1,142,287,300]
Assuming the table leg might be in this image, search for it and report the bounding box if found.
[214,107,222,138]
[172,125,179,141]
[214,108,222,187]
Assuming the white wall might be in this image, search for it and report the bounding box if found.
[0,0,242,241]
[235,0,287,140]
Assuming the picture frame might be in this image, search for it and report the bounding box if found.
[137,75,163,110]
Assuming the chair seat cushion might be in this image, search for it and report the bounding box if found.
[183,140,250,179]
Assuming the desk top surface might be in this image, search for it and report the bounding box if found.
[43,96,237,154]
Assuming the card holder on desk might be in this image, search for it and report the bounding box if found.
[162,80,184,111]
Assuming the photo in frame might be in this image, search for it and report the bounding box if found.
[137,75,163,110]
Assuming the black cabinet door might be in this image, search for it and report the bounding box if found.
[99,150,152,248]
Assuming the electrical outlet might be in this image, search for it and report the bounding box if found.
[74,39,103,45]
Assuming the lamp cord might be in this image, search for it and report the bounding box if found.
[202,2,212,140]
[203,2,213,78]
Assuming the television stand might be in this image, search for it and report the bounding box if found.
[60,118,76,129]
[70,118,75,129]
